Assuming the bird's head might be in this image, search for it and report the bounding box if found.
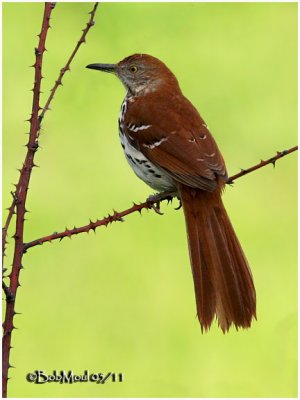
[86,53,180,96]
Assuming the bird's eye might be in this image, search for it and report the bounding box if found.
[130,65,138,73]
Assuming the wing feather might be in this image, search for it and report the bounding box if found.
[123,92,227,191]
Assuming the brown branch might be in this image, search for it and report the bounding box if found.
[2,282,14,303]
[226,145,298,183]
[2,192,17,267]
[38,2,99,125]
[23,203,151,250]
[2,3,54,397]
[23,145,297,251]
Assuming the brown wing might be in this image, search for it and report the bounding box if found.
[123,92,227,191]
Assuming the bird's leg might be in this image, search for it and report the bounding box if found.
[147,189,178,203]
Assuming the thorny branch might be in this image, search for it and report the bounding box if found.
[2,192,17,266]
[226,145,298,183]
[2,3,99,397]
[2,4,54,397]
[23,145,298,251]
[38,2,99,126]
[1,2,99,254]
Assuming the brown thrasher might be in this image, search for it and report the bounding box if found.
[87,54,256,332]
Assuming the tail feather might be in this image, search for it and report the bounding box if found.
[186,209,216,330]
[179,184,256,332]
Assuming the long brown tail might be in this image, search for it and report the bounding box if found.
[178,184,256,332]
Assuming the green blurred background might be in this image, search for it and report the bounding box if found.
[2,2,297,398]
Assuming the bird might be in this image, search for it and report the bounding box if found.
[86,54,256,332]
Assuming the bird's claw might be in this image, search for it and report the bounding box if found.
[151,203,164,215]
[174,199,182,210]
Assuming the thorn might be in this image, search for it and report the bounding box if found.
[90,225,96,233]
[112,209,124,222]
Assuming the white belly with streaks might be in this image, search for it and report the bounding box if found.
[119,131,175,192]
[118,96,175,192]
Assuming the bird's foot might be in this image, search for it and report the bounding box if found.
[147,190,178,215]
[147,190,178,203]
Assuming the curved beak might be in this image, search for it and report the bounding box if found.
[86,63,116,73]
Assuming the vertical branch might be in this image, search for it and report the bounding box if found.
[2,193,17,266]
[2,3,55,397]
